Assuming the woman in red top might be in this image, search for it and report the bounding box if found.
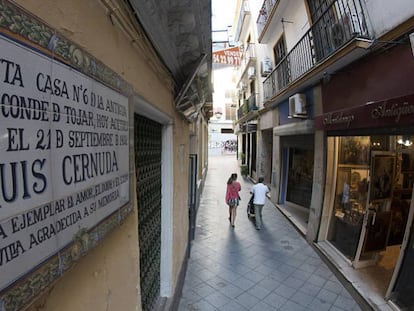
[225,173,241,227]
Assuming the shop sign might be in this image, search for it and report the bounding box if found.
[0,33,129,292]
[315,93,414,131]
[212,47,240,66]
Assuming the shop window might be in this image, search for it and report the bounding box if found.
[327,135,414,260]
[328,136,373,259]
[286,147,314,207]
[391,136,414,308]
[323,135,414,305]
[329,164,368,259]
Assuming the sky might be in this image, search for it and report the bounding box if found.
[211,0,237,31]
[211,0,238,115]
[211,0,237,48]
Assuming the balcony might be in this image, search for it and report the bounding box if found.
[237,42,256,86]
[234,1,251,42]
[256,0,280,41]
[263,0,370,103]
[237,93,259,120]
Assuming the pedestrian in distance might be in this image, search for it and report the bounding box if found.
[250,177,269,230]
[225,173,241,227]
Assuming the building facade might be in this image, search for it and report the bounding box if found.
[233,0,414,309]
[0,1,212,311]
[232,0,261,180]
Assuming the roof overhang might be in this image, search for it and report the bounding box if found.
[126,0,213,122]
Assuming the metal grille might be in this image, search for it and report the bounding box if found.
[134,114,162,311]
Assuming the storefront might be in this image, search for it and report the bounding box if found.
[239,123,257,178]
[272,86,318,234]
[315,93,414,309]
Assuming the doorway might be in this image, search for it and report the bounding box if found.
[134,114,162,311]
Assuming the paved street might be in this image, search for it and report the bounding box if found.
[178,155,363,311]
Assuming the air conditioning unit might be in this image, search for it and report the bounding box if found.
[261,58,272,77]
[329,22,345,48]
[248,66,256,79]
[288,93,307,118]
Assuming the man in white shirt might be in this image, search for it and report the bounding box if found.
[250,177,269,230]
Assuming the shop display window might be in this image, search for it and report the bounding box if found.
[329,137,372,259]
[330,164,369,259]
[390,137,414,308]
[328,135,414,261]
[322,135,414,306]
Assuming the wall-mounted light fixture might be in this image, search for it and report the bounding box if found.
[372,141,381,148]
[398,136,413,147]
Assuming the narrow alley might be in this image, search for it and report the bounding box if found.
[178,155,365,311]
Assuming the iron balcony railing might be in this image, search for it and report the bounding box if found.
[263,0,370,102]
[234,0,250,42]
[237,93,258,119]
[238,42,256,78]
[256,0,279,36]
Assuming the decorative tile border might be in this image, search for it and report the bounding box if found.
[0,0,133,96]
[0,204,132,311]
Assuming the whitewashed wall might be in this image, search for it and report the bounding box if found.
[364,0,414,38]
